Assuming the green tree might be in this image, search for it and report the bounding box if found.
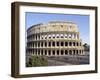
[83,43,90,51]
[26,56,48,67]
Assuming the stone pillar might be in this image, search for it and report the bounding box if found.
[43,41,44,48]
[64,41,65,47]
[40,34,41,40]
[43,49,45,55]
[68,41,69,47]
[51,50,52,56]
[47,41,48,47]
[47,50,48,56]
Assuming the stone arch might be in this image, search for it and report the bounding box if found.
[61,50,64,55]
[69,42,72,46]
[57,50,59,55]
[69,50,72,55]
[65,50,68,55]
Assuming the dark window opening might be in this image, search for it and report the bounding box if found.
[36,35,37,40]
[69,50,72,55]
[69,42,72,46]
[53,50,55,55]
[65,42,68,46]
[52,42,55,46]
[61,50,63,55]
[45,50,47,55]
[49,37,51,39]
[57,50,59,55]
[41,42,43,47]
[61,36,63,38]
[76,50,78,55]
[41,50,43,55]
[45,42,47,47]
[61,42,64,46]
[65,50,68,55]
[77,42,78,46]
[53,36,55,38]
[38,50,40,55]
[57,36,59,38]
[57,42,59,46]
[45,37,47,39]
[73,42,75,46]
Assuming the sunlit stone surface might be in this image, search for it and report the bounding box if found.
[26,21,85,62]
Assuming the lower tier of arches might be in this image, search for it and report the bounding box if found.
[26,49,84,56]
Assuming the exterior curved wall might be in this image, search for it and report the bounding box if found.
[26,21,84,57]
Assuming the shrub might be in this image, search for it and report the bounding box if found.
[26,56,48,67]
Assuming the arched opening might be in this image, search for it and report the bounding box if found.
[41,50,43,55]
[65,50,68,55]
[65,42,68,46]
[69,50,72,55]
[52,42,55,46]
[38,50,40,55]
[36,35,37,40]
[45,50,47,55]
[41,42,43,47]
[57,50,59,55]
[76,50,78,55]
[61,50,64,55]
[61,42,64,46]
[73,42,75,46]
[57,42,59,46]
[53,50,55,55]
[77,42,78,46]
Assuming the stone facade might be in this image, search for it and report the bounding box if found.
[26,21,84,59]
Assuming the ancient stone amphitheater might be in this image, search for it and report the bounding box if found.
[26,21,84,58]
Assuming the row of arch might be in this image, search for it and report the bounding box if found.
[27,41,82,48]
[27,33,79,41]
[27,49,84,56]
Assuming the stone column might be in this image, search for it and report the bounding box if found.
[43,50,45,55]
[47,50,48,56]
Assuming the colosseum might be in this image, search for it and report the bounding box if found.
[26,21,84,58]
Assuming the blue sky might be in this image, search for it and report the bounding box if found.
[26,12,90,44]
